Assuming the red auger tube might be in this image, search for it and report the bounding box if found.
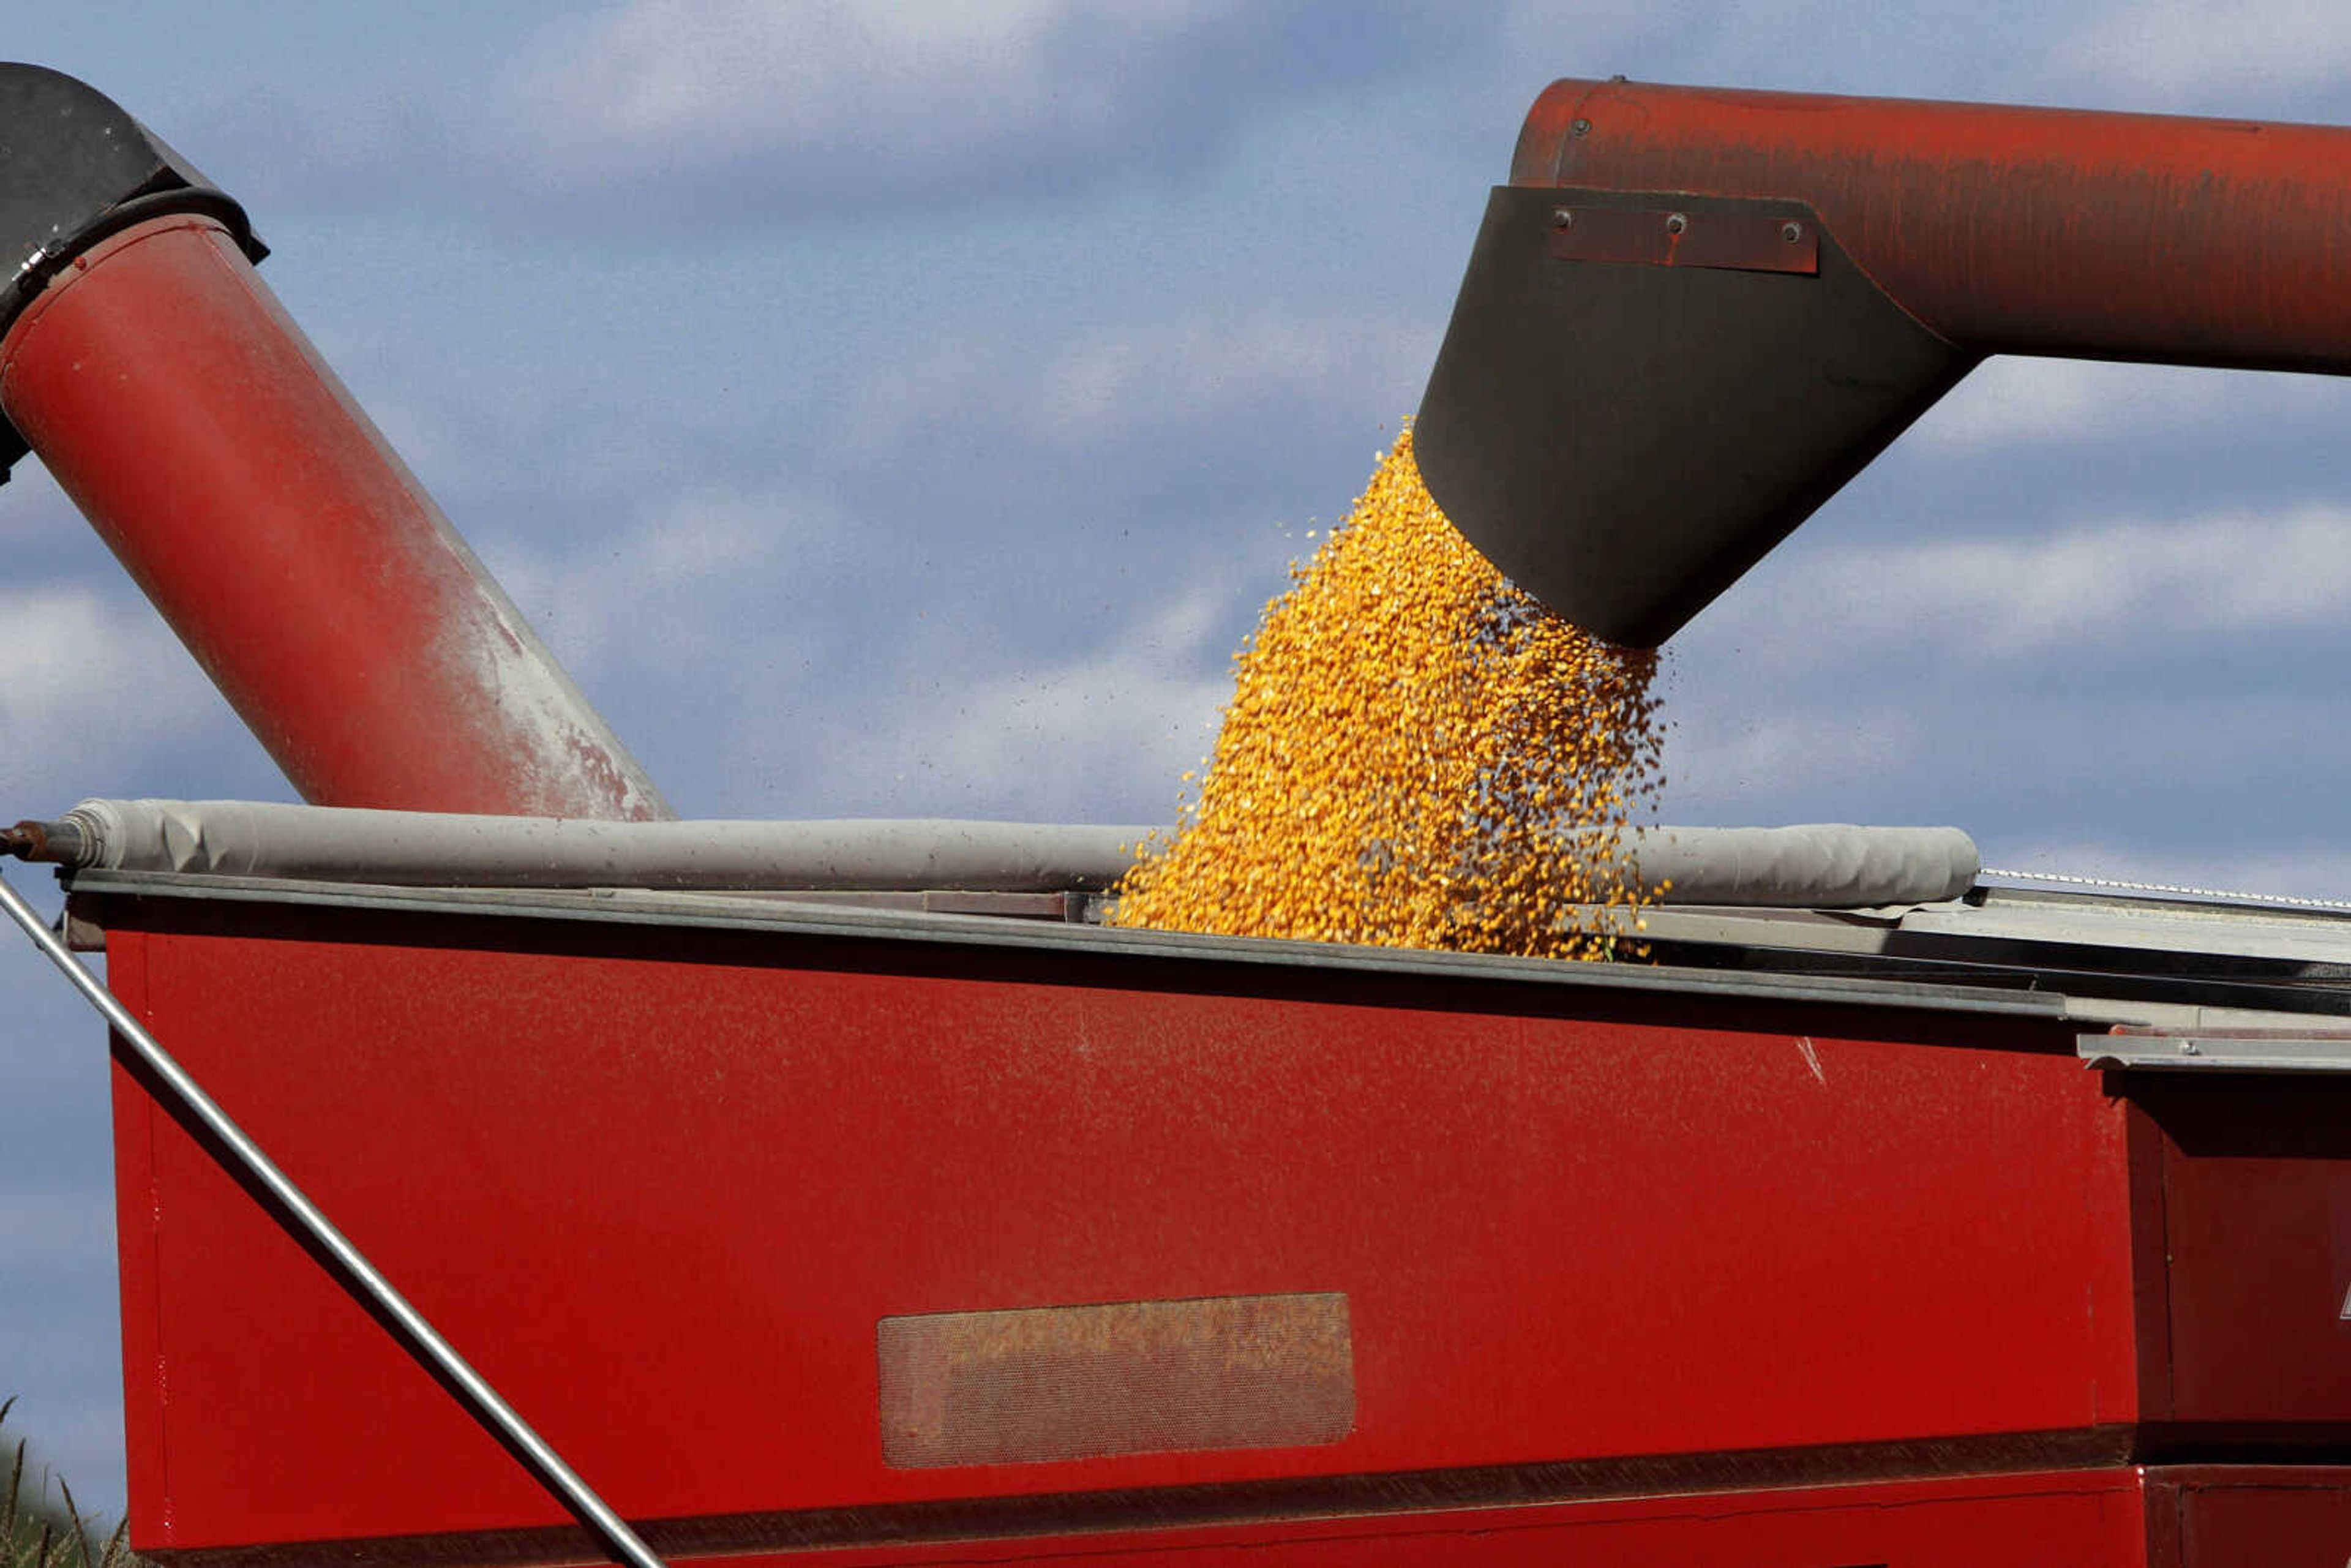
[0,216,670,819]
[1414,80,2351,643]
[1513,79,2351,371]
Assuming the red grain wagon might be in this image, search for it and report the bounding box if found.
[11,62,2351,1568]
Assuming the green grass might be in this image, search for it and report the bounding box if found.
[1,1400,141,1568]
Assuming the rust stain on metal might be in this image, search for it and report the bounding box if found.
[1512,77,2351,370]
[877,1292,1354,1469]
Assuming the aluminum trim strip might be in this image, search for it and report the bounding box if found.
[2079,1032,2351,1073]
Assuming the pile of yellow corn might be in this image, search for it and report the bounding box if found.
[1110,426,1665,959]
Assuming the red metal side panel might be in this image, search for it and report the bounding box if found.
[102,898,2145,1557]
[2143,1466,2351,1567]
[707,1468,2154,1566]
[2137,1078,2351,1429]
[102,929,171,1545]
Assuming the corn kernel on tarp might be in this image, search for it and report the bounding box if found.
[1111,427,1664,959]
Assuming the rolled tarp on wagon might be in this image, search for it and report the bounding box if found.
[7,800,1978,909]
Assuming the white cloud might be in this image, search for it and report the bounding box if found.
[912,588,1232,820]
[1490,0,2351,112]
[710,561,1248,824]
[901,658,1224,825]
[1660,696,1929,807]
[1490,0,2073,105]
[0,586,235,809]
[841,310,1432,457]
[1913,358,2351,454]
[2049,0,2351,103]
[1655,499,2351,842]
[0,468,104,549]
[501,0,1242,189]
[1496,2,1704,72]
[475,480,847,683]
[1682,501,2351,668]
[1980,837,2351,905]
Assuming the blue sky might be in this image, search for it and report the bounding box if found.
[6,0,2351,1520]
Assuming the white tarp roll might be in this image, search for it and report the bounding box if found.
[61,800,1979,909]
[63,799,1158,893]
[1622,824,1979,907]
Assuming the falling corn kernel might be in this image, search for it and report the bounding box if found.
[1109,424,1665,961]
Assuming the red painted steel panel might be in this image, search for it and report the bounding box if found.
[2150,1466,2351,1567]
[681,1468,2154,1566]
[2138,1078,2351,1428]
[96,893,2153,1559]
[0,217,666,819]
[1512,79,2351,371]
[102,931,170,1547]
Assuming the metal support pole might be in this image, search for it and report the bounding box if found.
[0,868,668,1568]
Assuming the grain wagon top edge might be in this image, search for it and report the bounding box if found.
[60,867,2071,1023]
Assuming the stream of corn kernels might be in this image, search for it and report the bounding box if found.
[1110,426,1666,960]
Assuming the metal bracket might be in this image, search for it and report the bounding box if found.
[1547,203,1820,274]
[2079,1027,2351,1073]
